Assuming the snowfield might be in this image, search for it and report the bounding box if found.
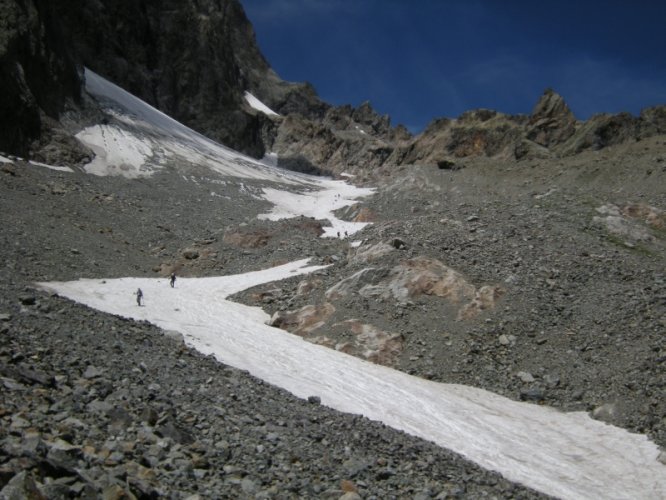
[78,69,302,184]
[39,260,666,500]
[258,182,374,237]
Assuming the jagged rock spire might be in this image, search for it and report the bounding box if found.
[527,89,576,147]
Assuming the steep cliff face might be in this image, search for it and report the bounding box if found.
[0,0,84,159]
[0,0,334,161]
[526,88,576,147]
[51,0,327,158]
[52,0,251,156]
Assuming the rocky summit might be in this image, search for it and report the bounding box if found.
[1,0,666,499]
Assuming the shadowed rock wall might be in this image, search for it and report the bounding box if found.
[0,0,81,156]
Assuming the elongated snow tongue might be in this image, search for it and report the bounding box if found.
[39,259,666,500]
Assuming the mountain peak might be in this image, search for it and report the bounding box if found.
[530,88,575,122]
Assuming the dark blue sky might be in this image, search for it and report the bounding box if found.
[241,0,666,132]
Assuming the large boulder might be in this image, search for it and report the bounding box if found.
[269,303,336,336]
[333,320,404,366]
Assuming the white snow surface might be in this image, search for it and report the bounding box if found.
[0,155,73,172]
[76,124,153,178]
[244,91,280,116]
[39,261,666,500]
[258,181,374,237]
[77,69,300,183]
[77,69,374,237]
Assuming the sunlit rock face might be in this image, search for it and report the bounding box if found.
[269,306,404,367]
[592,203,666,246]
[269,255,503,369]
[269,303,336,336]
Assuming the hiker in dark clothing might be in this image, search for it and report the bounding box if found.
[136,288,143,306]
[170,273,176,288]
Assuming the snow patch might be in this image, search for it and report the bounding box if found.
[78,69,376,233]
[244,91,280,116]
[258,179,375,237]
[29,161,74,173]
[76,124,153,178]
[38,260,666,500]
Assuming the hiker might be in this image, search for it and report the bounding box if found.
[169,272,176,288]
[337,231,340,238]
[136,288,143,306]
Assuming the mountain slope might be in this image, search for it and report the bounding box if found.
[269,89,666,177]
[0,72,554,499]
[1,63,666,498]
[1,3,666,496]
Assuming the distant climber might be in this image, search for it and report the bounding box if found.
[337,231,341,238]
[170,272,176,288]
[136,288,143,306]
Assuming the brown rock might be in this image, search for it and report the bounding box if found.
[269,303,335,336]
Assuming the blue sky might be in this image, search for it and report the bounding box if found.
[241,0,666,132]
